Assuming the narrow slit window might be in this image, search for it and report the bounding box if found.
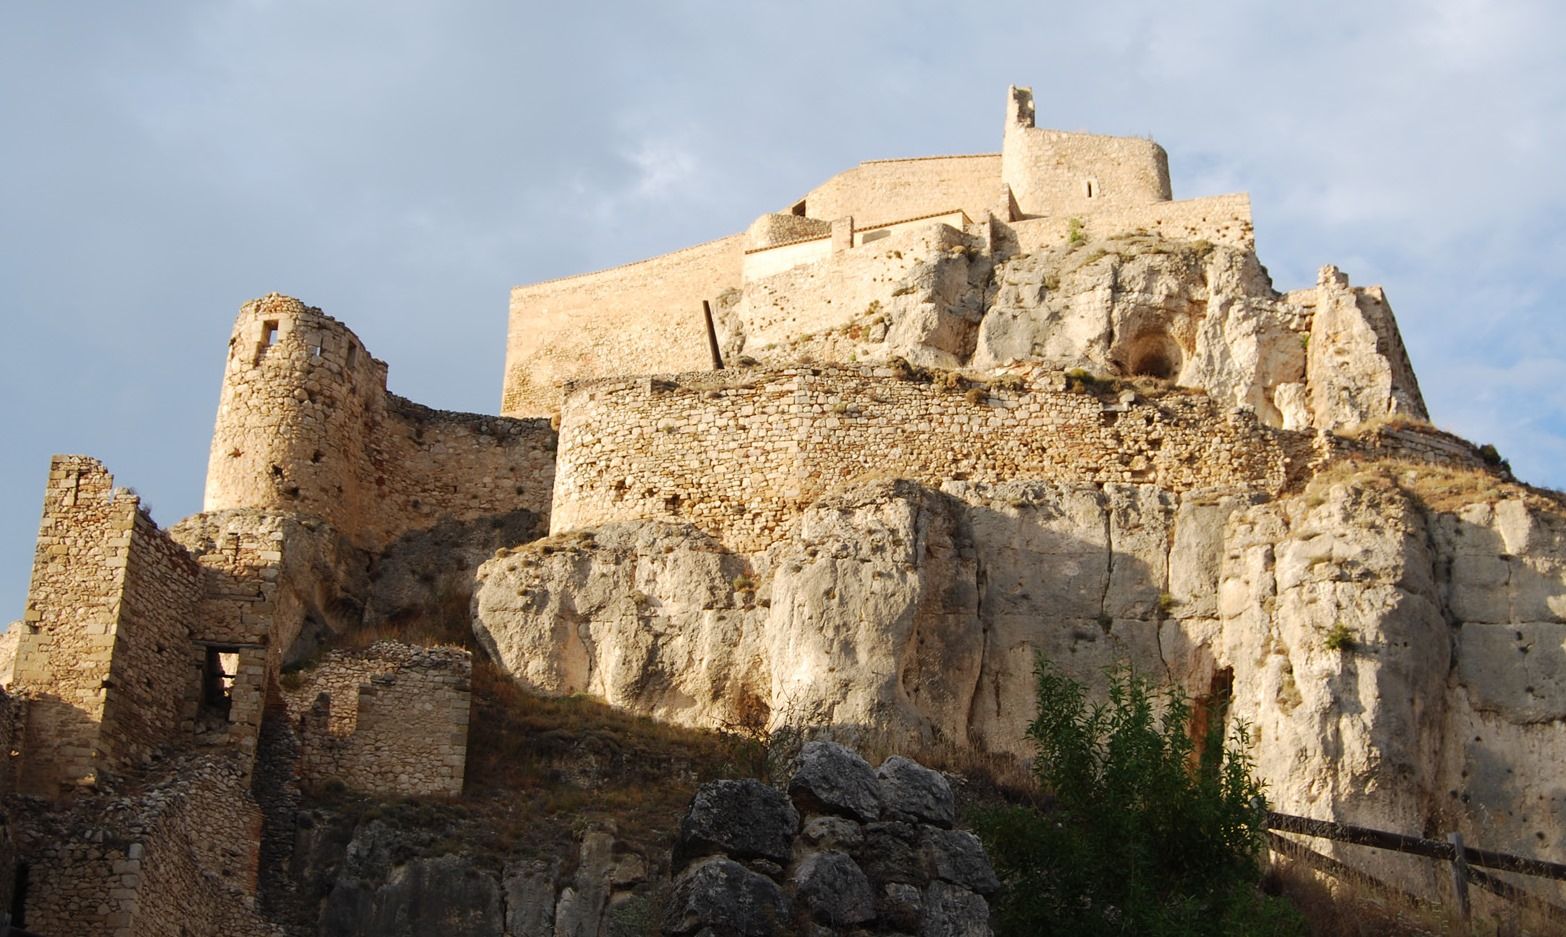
[346,342,358,368]
[200,647,241,723]
[263,320,279,346]
[1085,180,1097,199]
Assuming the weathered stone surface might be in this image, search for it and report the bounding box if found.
[878,756,955,827]
[919,881,992,937]
[1300,265,1426,430]
[321,854,502,937]
[664,857,789,937]
[474,521,768,730]
[503,857,559,937]
[920,829,999,895]
[792,850,875,926]
[788,741,884,822]
[878,881,925,933]
[675,779,799,870]
[854,821,926,886]
[800,815,864,852]
[555,829,618,937]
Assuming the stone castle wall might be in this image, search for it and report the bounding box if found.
[1009,193,1256,252]
[549,365,1313,553]
[283,643,471,797]
[12,457,201,795]
[503,235,746,416]
[20,754,274,937]
[97,507,204,775]
[1001,85,1172,217]
[797,154,1004,229]
[205,294,556,549]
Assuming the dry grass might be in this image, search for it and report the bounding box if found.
[1267,853,1565,937]
[1301,459,1566,517]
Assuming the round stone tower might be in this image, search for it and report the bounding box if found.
[203,294,385,536]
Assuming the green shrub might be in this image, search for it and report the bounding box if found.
[1068,217,1087,247]
[971,660,1305,937]
[1323,621,1355,652]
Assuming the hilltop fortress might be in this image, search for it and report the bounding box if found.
[1,87,1561,935]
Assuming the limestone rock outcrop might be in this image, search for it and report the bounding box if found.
[477,466,1566,884]
[718,232,1421,435]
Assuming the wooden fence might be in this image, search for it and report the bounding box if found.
[1267,811,1566,922]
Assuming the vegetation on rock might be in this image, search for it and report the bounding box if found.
[972,660,1306,937]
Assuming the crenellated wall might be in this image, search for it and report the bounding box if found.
[206,294,556,548]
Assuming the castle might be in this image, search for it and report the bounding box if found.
[0,87,1555,935]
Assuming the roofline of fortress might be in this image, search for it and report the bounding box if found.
[857,152,1000,165]
[508,230,741,292]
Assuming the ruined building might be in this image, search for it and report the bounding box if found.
[0,86,1560,934]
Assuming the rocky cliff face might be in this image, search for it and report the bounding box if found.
[476,465,1566,881]
[720,233,1424,434]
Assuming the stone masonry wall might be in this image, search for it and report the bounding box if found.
[13,456,201,795]
[1002,86,1172,217]
[503,235,746,416]
[20,753,275,937]
[205,294,556,549]
[1009,193,1256,253]
[12,456,130,794]
[797,154,1004,230]
[550,365,1312,553]
[283,642,471,797]
[97,508,203,776]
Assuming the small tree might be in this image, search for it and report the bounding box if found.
[973,659,1304,936]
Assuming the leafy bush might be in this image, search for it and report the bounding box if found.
[971,661,1305,937]
[1323,621,1356,653]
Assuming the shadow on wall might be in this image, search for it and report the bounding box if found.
[15,694,99,797]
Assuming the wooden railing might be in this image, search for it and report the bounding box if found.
[1266,811,1566,922]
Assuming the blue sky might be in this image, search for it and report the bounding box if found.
[3,1,1564,622]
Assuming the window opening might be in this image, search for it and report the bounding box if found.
[263,320,279,346]
[200,647,241,723]
[790,199,807,217]
[1085,179,1097,199]
[346,342,358,368]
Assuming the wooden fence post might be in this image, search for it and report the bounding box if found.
[703,301,724,370]
[1448,831,1471,920]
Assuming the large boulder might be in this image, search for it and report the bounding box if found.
[787,741,884,822]
[674,779,799,871]
[792,850,876,926]
[878,755,955,828]
[663,857,790,937]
